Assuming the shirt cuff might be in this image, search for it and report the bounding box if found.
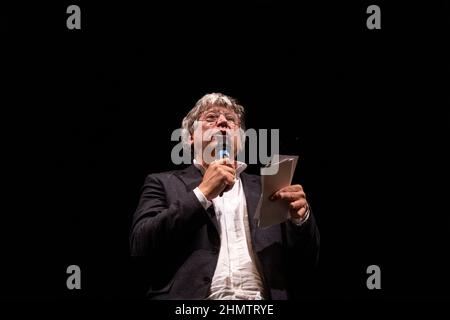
[289,207,310,226]
[193,187,212,210]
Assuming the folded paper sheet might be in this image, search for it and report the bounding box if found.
[255,155,299,228]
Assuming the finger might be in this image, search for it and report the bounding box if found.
[213,158,229,166]
[289,199,308,211]
[219,164,236,173]
[295,206,308,219]
[223,172,236,186]
[222,157,233,166]
[219,166,236,177]
[271,191,305,202]
[279,192,299,202]
[270,185,303,199]
[269,190,281,200]
[277,184,303,193]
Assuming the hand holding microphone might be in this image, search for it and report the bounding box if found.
[218,131,232,197]
[198,132,235,200]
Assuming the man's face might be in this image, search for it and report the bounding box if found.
[191,106,241,165]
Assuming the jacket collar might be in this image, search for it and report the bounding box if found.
[173,164,203,191]
[192,159,248,177]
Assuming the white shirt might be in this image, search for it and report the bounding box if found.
[193,160,309,300]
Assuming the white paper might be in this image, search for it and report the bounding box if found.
[255,155,299,229]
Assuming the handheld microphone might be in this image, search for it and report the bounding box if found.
[217,131,231,197]
[218,131,230,159]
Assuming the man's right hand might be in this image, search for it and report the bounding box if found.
[198,159,236,200]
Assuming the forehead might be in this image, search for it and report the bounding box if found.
[202,105,237,114]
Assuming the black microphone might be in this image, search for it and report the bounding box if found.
[217,132,231,197]
[218,131,230,159]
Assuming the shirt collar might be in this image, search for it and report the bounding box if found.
[193,158,247,178]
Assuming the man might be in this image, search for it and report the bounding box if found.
[130,93,320,300]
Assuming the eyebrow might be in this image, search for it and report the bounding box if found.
[204,109,237,115]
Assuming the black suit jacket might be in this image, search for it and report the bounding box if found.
[130,165,320,300]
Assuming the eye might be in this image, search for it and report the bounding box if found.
[205,113,217,121]
[226,115,236,123]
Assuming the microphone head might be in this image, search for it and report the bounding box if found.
[215,131,232,159]
[218,149,230,159]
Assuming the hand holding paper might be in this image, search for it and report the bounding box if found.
[255,155,299,228]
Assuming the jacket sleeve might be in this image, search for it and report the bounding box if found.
[284,208,321,298]
[286,209,320,267]
[129,174,209,256]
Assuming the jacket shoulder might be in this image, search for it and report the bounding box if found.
[144,169,180,181]
[143,165,198,185]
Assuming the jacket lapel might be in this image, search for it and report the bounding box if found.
[241,172,262,245]
[174,165,220,234]
[174,164,203,191]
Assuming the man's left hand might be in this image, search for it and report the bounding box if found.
[270,184,309,220]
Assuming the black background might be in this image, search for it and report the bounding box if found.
[2,0,449,303]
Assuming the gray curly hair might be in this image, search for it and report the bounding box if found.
[181,93,246,152]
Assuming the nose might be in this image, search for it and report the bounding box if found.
[216,113,230,129]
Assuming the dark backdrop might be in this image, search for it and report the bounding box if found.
[2,1,449,300]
